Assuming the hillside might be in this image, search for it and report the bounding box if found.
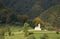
[0,0,60,18]
[0,0,60,25]
[40,4,60,28]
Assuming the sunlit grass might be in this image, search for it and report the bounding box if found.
[0,26,60,39]
[5,31,60,39]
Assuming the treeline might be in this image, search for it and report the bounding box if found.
[0,0,60,28]
[0,0,60,19]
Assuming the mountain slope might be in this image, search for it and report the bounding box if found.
[0,0,60,18]
[40,4,60,28]
[0,0,59,17]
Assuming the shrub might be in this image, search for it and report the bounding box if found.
[56,31,59,34]
[27,35,36,39]
[7,27,11,36]
[23,22,30,37]
[0,29,5,39]
[40,34,49,39]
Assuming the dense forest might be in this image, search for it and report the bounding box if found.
[40,4,60,28]
[0,0,60,27]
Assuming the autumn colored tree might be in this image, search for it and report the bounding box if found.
[33,17,44,26]
[17,15,29,23]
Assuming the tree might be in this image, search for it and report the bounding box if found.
[17,15,29,24]
[1,8,12,36]
[23,22,30,37]
[33,17,44,26]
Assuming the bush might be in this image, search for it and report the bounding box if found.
[27,35,36,39]
[48,27,53,31]
[7,27,11,36]
[40,34,49,39]
[56,31,59,34]
[0,29,5,39]
[23,22,30,37]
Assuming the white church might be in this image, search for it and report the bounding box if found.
[34,23,41,30]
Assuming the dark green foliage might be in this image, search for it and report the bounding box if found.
[29,35,36,39]
[40,5,60,28]
[40,34,48,39]
[23,22,30,37]
[0,29,5,39]
[48,27,53,31]
[17,15,29,24]
[7,26,11,36]
[29,32,34,35]
[1,0,60,19]
[8,31,11,36]
[0,0,60,28]
[23,22,29,32]
[56,31,59,34]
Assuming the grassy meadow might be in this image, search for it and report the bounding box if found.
[0,26,60,39]
[5,31,60,39]
[4,26,60,39]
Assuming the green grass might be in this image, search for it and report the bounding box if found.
[0,26,60,39]
[4,31,60,39]
[34,33,60,39]
[5,33,60,39]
